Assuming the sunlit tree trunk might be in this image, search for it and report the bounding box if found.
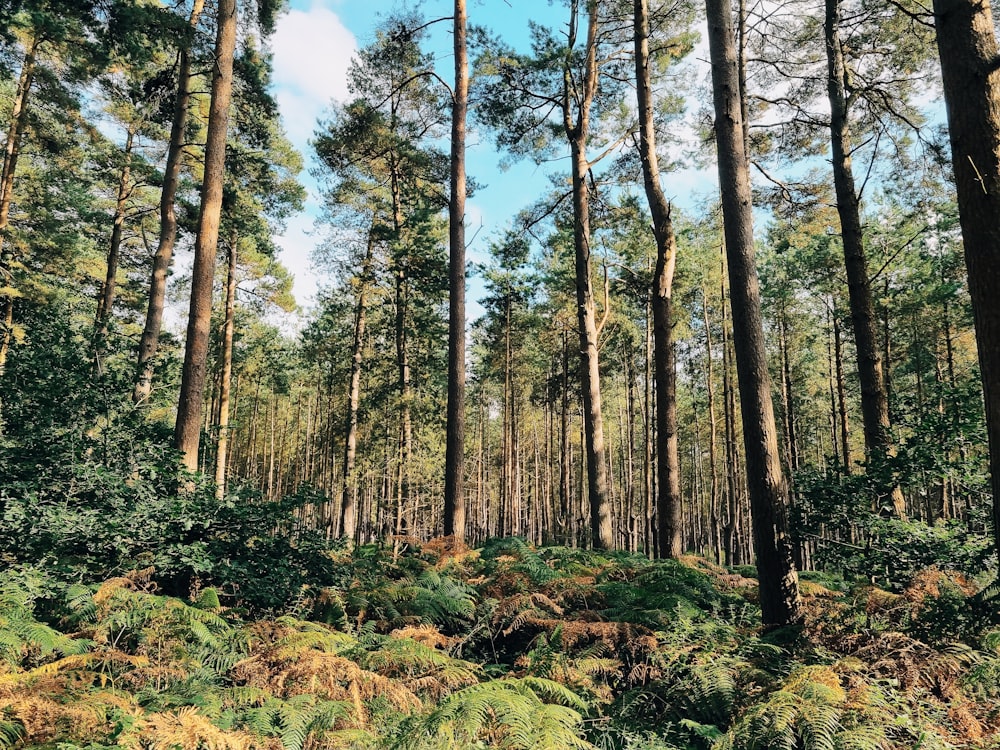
[134,0,205,403]
[174,0,237,471]
[635,0,683,558]
[932,0,1000,574]
[706,0,801,626]
[444,0,469,542]
[214,230,238,499]
[340,234,374,543]
[565,0,613,549]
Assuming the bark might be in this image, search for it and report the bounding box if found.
[96,127,135,330]
[833,311,852,474]
[134,0,205,403]
[444,0,469,542]
[174,0,237,471]
[704,288,722,564]
[565,0,613,550]
[0,33,39,374]
[932,0,1000,574]
[825,0,905,516]
[705,0,801,627]
[340,234,374,543]
[635,0,683,558]
[214,231,238,499]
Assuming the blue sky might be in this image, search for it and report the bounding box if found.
[268,0,714,317]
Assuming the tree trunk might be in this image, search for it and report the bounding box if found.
[174,0,237,472]
[96,127,135,331]
[134,0,205,403]
[932,0,1000,574]
[444,0,469,542]
[0,33,39,374]
[340,234,374,542]
[565,0,613,550]
[635,0,683,558]
[825,0,905,517]
[214,230,238,499]
[833,310,852,474]
[705,0,801,627]
[704,288,722,564]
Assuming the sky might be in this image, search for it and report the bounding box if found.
[267,0,715,319]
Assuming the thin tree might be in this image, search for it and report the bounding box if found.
[0,32,39,373]
[705,0,801,626]
[824,0,906,516]
[444,0,469,542]
[633,0,682,558]
[174,0,237,471]
[214,231,238,498]
[932,0,1000,573]
[133,0,205,404]
[567,0,613,549]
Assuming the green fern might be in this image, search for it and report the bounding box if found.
[393,676,594,750]
[713,665,888,750]
[244,693,351,750]
[0,716,24,750]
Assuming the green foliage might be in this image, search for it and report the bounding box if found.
[794,463,993,589]
[0,307,345,615]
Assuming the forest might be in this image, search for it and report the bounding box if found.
[1,0,1000,747]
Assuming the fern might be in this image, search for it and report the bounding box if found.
[0,716,24,750]
[714,665,890,750]
[394,676,595,750]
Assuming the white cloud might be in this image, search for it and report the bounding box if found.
[270,2,357,151]
[270,2,357,306]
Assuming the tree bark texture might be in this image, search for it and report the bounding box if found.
[444,0,469,542]
[214,231,238,499]
[174,0,237,471]
[565,0,613,549]
[340,234,374,542]
[932,0,1000,573]
[825,0,906,517]
[634,0,682,558]
[134,0,205,404]
[705,0,801,626]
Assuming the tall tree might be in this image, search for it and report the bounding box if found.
[824,0,905,516]
[174,0,237,471]
[705,0,801,626]
[133,0,205,404]
[443,0,469,542]
[633,0,683,558]
[932,0,1000,572]
[0,0,102,372]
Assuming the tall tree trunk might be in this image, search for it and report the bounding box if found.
[705,0,801,627]
[560,330,571,543]
[833,310,852,474]
[444,0,469,542]
[722,279,741,566]
[825,0,905,516]
[340,234,374,543]
[134,0,205,403]
[214,230,237,499]
[565,0,613,549]
[0,33,39,374]
[635,0,682,558]
[96,127,136,331]
[932,0,1000,574]
[704,288,722,564]
[174,0,237,471]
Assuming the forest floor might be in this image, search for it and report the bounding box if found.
[1,539,998,749]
